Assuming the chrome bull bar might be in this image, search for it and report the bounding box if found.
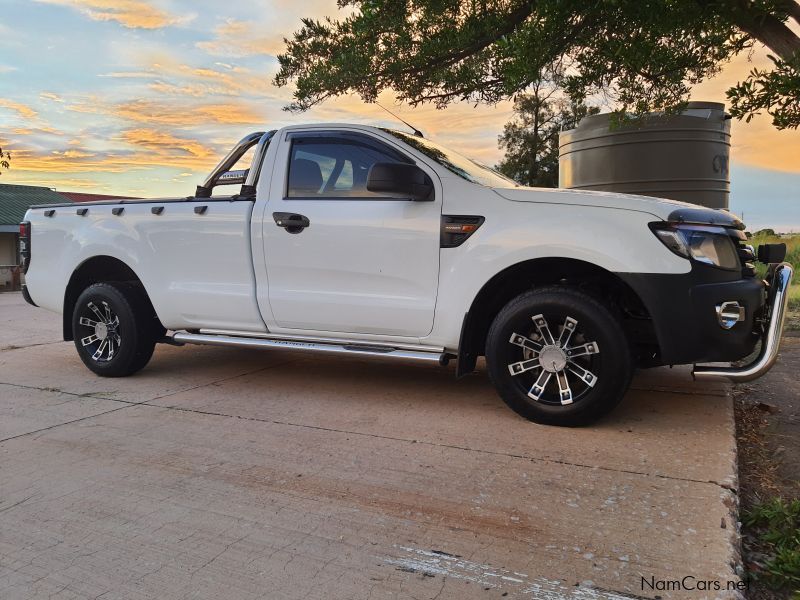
[694,262,794,382]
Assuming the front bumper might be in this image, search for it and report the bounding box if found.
[621,266,766,366]
[694,262,794,381]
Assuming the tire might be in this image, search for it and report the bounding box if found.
[486,286,633,426]
[71,282,158,377]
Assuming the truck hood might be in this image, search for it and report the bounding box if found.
[492,187,744,229]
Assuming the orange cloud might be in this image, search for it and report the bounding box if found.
[9,125,64,137]
[7,127,225,176]
[197,19,285,58]
[35,0,190,29]
[116,99,266,126]
[0,99,38,120]
[69,97,266,127]
[117,128,216,160]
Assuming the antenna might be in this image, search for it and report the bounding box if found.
[375,102,424,137]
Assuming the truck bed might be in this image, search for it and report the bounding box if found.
[24,196,266,333]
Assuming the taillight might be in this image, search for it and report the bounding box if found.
[19,220,30,273]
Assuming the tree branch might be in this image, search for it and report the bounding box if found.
[734,8,800,62]
[783,0,800,25]
[393,2,537,77]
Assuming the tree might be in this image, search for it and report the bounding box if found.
[0,146,9,176]
[275,0,800,129]
[496,86,599,187]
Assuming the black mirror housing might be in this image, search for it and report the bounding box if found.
[757,243,786,265]
[366,162,434,201]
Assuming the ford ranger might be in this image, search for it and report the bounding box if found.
[19,125,793,426]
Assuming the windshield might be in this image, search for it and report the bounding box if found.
[384,129,519,188]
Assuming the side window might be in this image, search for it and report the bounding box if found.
[287,135,410,199]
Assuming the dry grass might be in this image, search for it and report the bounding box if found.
[734,389,791,599]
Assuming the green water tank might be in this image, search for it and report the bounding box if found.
[558,101,731,209]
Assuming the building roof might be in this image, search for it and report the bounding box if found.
[60,192,138,203]
[0,183,72,230]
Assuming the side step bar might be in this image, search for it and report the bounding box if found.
[170,332,448,364]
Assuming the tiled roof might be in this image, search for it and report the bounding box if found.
[0,183,72,226]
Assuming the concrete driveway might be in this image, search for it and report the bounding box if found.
[0,292,741,599]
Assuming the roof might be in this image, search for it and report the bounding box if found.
[0,183,72,229]
[60,192,139,203]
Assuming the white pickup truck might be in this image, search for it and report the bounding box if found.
[20,124,793,426]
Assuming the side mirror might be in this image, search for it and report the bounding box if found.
[366,162,434,201]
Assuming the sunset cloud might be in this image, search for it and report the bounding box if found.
[118,128,215,160]
[197,19,285,58]
[100,61,274,98]
[3,0,796,212]
[35,0,190,29]
[0,99,38,120]
[68,98,266,127]
[8,132,219,175]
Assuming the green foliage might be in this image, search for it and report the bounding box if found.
[755,228,778,237]
[496,89,598,187]
[750,232,800,310]
[744,497,800,591]
[275,0,799,128]
[0,146,9,175]
[728,56,800,129]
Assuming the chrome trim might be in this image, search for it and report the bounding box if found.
[172,332,443,363]
[197,329,445,353]
[201,131,264,191]
[715,301,745,329]
[694,262,794,381]
[244,131,276,188]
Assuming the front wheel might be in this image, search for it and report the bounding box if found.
[72,282,157,377]
[486,286,633,426]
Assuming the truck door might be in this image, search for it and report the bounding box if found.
[261,130,441,337]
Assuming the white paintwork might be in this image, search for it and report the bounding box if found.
[24,201,266,332]
[24,123,698,353]
[259,126,441,336]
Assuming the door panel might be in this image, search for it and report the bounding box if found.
[262,131,441,337]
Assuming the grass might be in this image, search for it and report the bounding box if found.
[744,498,800,593]
[750,232,800,329]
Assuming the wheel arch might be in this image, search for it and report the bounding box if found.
[63,255,161,341]
[456,257,656,376]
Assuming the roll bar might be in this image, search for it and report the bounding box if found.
[196,130,276,198]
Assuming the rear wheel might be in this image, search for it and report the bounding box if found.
[72,282,157,377]
[486,286,633,426]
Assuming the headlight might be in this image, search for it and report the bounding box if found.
[651,223,739,270]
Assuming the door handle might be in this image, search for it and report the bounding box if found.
[273,212,310,233]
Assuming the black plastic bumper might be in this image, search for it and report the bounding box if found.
[619,266,765,366]
[21,284,37,307]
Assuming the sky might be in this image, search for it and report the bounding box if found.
[0,0,798,231]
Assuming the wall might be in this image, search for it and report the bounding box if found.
[0,233,19,289]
